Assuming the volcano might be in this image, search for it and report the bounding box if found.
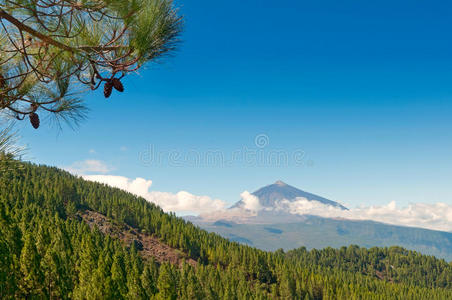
[232,180,348,210]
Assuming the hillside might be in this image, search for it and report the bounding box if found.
[196,217,452,261]
[1,163,452,299]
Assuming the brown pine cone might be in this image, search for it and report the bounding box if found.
[29,112,40,129]
[111,78,124,92]
[104,81,113,98]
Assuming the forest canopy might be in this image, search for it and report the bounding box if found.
[1,162,451,299]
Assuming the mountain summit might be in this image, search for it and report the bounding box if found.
[274,180,288,186]
[233,181,348,210]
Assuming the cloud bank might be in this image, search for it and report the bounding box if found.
[275,197,452,232]
[79,172,452,232]
[201,194,452,232]
[82,175,226,214]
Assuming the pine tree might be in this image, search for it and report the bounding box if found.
[72,235,97,299]
[157,263,177,300]
[19,232,44,297]
[0,232,14,297]
[279,269,296,299]
[186,270,205,299]
[127,251,145,299]
[111,250,128,299]
[141,264,158,298]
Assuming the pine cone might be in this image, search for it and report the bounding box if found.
[104,81,113,98]
[111,78,124,92]
[29,112,40,129]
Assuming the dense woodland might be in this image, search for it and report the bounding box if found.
[1,162,452,299]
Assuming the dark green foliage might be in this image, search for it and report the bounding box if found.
[286,245,452,290]
[1,163,452,299]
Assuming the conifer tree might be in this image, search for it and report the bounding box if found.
[0,230,14,297]
[157,263,177,300]
[72,235,97,299]
[185,270,204,299]
[141,264,158,298]
[111,250,128,298]
[279,268,296,299]
[19,232,44,297]
[127,249,145,299]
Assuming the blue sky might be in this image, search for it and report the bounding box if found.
[18,0,452,208]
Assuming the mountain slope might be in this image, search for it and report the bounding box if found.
[1,163,452,299]
[196,181,452,261]
[232,180,348,210]
[197,216,452,261]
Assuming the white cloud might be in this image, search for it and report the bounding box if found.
[88,149,96,154]
[240,191,262,211]
[82,175,227,215]
[198,191,264,222]
[120,146,128,152]
[65,160,112,175]
[276,197,452,232]
[145,190,226,214]
[83,175,152,198]
[74,171,452,232]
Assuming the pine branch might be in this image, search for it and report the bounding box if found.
[0,8,74,52]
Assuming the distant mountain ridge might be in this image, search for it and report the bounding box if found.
[232,180,348,210]
[197,215,452,261]
[192,181,452,261]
